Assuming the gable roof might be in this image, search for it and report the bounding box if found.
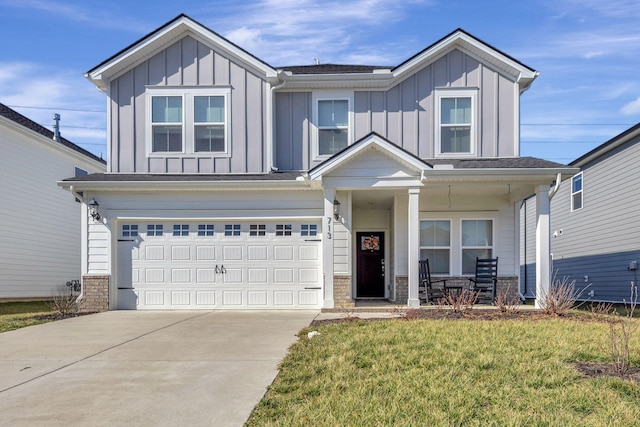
[0,103,105,164]
[86,14,278,91]
[570,122,640,167]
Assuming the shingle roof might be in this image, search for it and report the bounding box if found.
[62,171,303,182]
[0,103,106,164]
[425,157,568,169]
[278,64,390,75]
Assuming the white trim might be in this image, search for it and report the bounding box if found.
[311,90,354,161]
[435,88,478,157]
[145,87,231,158]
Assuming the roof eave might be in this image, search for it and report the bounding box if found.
[57,178,311,192]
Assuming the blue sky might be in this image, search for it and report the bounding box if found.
[1,0,639,163]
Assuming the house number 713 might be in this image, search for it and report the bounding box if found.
[326,216,332,240]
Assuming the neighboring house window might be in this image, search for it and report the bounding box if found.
[249,224,266,236]
[147,88,230,156]
[74,167,88,177]
[151,96,183,152]
[436,89,477,156]
[419,220,450,275]
[318,100,349,156]
[571,172,583,211]
[173,224,189,236]
[123,224,138,237]
[461,219,493,274]
[301,224,317,237]
[147,224,163,236]
[198,224,214,236]
[225,224,241,237]
[276,224,292,236]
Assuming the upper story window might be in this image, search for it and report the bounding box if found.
[436,89,477,157]
[313,91,353,159]
[147,88,230,156]
[571,172,583,211]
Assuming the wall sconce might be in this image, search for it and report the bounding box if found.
[333,199,341,221]
[88,198,101,221]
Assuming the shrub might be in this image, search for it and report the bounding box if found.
[48,290,78,316]
[539,275,586,316]
[494,285,521,313]
[607,283,639,374]
[436,289,479,313]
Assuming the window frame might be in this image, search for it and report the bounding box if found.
[312,90,354,160]
[224,224,241,237]
[146,87,231,158]
[419,219,451,275]
[147,224,163,237]
[172,224,189,237]
[122,224,138,237]
[301,224,318,237]
[249,224,266,237]
[276,224,292,237]
[460,219,494,275]
[571,172,583,212]
[197,224,215,237]
[435,88,478,157]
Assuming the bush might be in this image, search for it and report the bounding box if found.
[436,289,479,313]
[539,275,586,316]
[48,290,78,316]
[607,283,639,374]
[494,285,521,313]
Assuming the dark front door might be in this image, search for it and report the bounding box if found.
[356,232,385,298]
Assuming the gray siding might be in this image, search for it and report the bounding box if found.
[274,49,519,171]
[522,134,640,302]
[520,198,537,296]
[109,35,269,174]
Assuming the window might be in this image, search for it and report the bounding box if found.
[194,96,225,152]
[74,167,88,177]
[318,100,349,156]
[301,224,317,237]
[436,89,476,156]
[461,220,493,274]
[571,172,583,211]
[419,220,450,275]
[173,224,189,236]
[151,96,183,152]
[225,224,241,236]
[123,224,138,237]
[276,224,292,236]
[250,224,266,236]
[198,224,214,236]
[147,224,163,237]
[147,89,229,155]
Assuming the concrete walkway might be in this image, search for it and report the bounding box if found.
[0,311,317,427]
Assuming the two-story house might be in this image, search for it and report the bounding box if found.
[59,14,577,311]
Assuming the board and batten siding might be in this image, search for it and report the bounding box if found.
[0,126,105,298]
[84,190,324,275]
[274,49,518,171]
[548,136,640,302]
[109,35,268,174]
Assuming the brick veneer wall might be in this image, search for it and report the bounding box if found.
[394,276,408,304]
[334,275,354,308]
[78,275,110,313]
[394,276,519,305]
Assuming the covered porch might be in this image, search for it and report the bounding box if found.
[305,133,577,310]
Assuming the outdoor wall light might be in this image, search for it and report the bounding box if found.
[88,198,101,221]
[333,199,341,221]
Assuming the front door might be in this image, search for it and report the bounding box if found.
[356,232,385,298]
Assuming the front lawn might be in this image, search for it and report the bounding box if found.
[0,301,54,333]
[247,315,640,426]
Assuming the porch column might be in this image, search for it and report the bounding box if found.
[535,184,551,309]
[323,187,335,308]
[407,188,421,308]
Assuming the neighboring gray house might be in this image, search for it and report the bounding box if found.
[59,14,576,311]
[521,123,640,302]
[0,103,106,299]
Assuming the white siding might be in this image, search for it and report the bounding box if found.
[0,123,105,298]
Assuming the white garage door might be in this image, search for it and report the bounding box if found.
[116,220,322,309]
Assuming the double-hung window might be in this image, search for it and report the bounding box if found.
[318,100,349,156]
[571,172,583,211]
[436,89,477,156]
[461,220,493,274]
[147,88,230,156]
[419,220,451,275]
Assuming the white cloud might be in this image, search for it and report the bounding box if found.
[620,96,640,116]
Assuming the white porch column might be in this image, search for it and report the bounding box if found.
[323,187,335,309]
[407,188,421,307]
[535,184,551,309]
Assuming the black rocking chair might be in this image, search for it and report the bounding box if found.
[419,259,448,304]
[468,257,498,303]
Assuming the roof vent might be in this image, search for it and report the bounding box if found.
[52,113,61,142]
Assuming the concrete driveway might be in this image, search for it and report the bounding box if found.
[0,310,318,426]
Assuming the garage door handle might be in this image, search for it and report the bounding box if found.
[304,287,321,290]
[304,239,321,242]
[118,239,136,242]
[117,287,133,290]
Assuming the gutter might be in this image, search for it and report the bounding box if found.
[548,172,562,199]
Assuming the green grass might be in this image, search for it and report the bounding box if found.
[0,301,54,333]
[247,317,640,426]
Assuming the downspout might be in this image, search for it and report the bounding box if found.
[70,185,83,202]
[268,72,288,172]
[70,185,88,305]
[548,172,562,199]
[521,199,527,301]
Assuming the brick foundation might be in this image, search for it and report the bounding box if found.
[394,275,519,305]
[334,275,354,307]
[78,275,110,313]
[394,276,408,304]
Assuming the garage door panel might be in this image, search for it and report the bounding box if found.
[117,221,322,309]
